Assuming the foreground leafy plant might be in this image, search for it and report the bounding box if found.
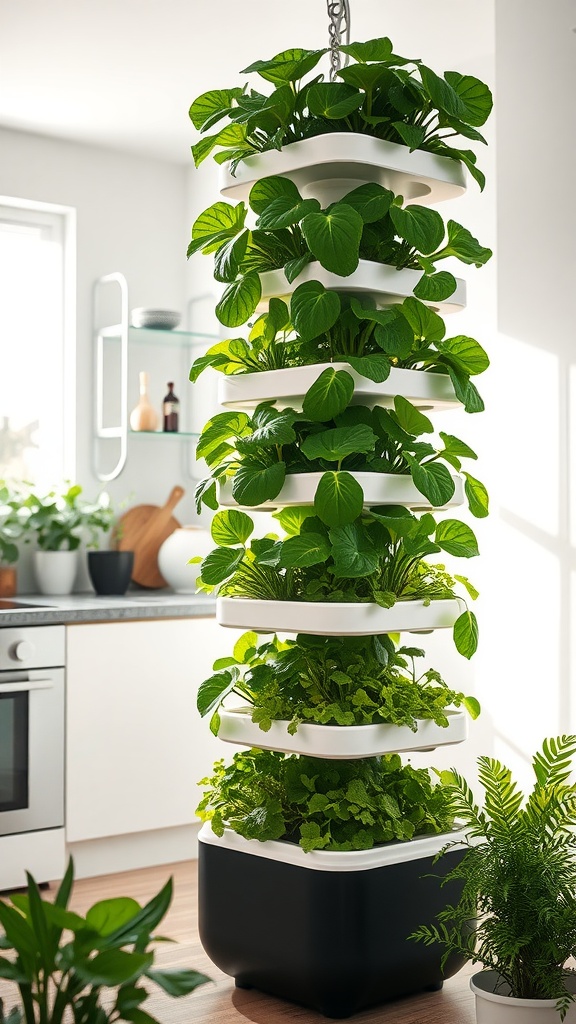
[411,736,576,1018]
[194,369,489,517]
[187,176,492,328]
[197,748,456,851]
[189,293,489,414]
[0,857,210,1024]
[198,629,481,737]
[189,38,492,189]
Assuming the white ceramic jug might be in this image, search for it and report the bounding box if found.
[157,526,212,593]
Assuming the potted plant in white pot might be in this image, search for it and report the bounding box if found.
[187,20,491,1019]
[411,735,576,1022]
[25,484,114,595]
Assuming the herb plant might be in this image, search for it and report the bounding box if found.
[194,367,489,517]
[187,176,492,328]
[411,736,576,1018]
[189,38,492,189]
[197,629,481,737]
[189,293,489,415]
[197,507,479,659]
[0,857,210,1024]
[24,485,114,552]
[197,748,456,852]
[0,482,30,565]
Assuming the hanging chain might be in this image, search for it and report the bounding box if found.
[327,0,351,81]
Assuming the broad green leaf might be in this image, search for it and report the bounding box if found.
[444,72,493,127]
[74,950,154,987]
[213,229,249,282]
[393,395,433,435]
[340,37,394,62]
[200,547,245,586]
[406,458,455,507]
[242,48,327,85]
[241,409,296,446]
[401,297,446,342]
[285,251,314,283]
[189,87,243,130]
[338,62,392,93]
[329,523,379,578]
[307,82,364,119]
[439,335,489,375]
[463,695,481,720]
[374,311,414,359]
[419,65,466,119]
[413,271,457,302]
[191,124,248,168]
[232,461,286,505]
[301,424,377,462]
[249,174,301,213]
[272,505,317,535]
[346,354,391,382]
[196,412,250,460]
[436,519,479,558]
[446,366,485,413]
[233,631,259,662]
[211,508,253,546]
[216,273,262,327]
[439,432,478,460]
[302,367,354,421]
[314,471,364,527]
[190,201,246,253]
[463,472,489,518]
[257,196,321,230]
[249,85,295,133]
[146,968,210,997]
[300,204,364,276]
[392,122,426,149]
[86,898,141,937]
[197,670,236,717]
[453,609,479,659]
[389,204,445,255]
[340,182,394,224]
[290,281,341,341]
[439,221,492,267]
[278,532,331,567]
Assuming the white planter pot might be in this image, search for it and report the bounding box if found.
[34,550,78,596]
[219,133,466,208]
[470,971,576,1024]
[216,597,464,636]
[218,470,464,513]
[218,707,467,758]
[157,526,212,593]
[219,362,459,412]
[257,261,466,316]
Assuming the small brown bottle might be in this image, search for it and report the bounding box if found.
[163,382,180,432]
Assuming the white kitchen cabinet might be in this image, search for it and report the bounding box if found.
[65,617,229,843]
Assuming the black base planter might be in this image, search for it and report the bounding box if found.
[198,827,468,1019]
[88,551,134,596]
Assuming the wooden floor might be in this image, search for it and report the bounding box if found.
[0,860,477,1024]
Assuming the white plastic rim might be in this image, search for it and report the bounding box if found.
[218,363,459,412]
[216,597,465,636]
[218,707,468,759]
[217,471,464,513]
[218,133,467,207]
[257,261,466,316]
[470,971,576,1024]
[199,822,469,872]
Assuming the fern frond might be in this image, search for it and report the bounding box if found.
[532,735,576,789]
[477,757,523,830]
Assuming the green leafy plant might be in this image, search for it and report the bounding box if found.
[0,481,30,565]
[187,176,492,328]
[194,370,489,517]
[189,293,489,414]
[197,629,481,737]
[197,748,456,852]
[189,38,492,189]
[196,507,479,659]
[411,736,576,1018]
[24,485,115,552]
[0,857,210,1024]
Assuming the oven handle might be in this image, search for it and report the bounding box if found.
[0,678,55,693]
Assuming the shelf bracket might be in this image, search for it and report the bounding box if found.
[93,272,129,482]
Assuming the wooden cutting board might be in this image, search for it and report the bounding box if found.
[115,485,184,589]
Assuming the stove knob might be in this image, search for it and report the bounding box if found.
[11,640,34,662]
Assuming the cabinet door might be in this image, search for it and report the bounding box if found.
[66,618,229,842]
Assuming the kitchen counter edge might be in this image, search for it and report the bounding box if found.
[0,593,216,626]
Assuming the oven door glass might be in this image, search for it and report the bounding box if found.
[0,691,29,812]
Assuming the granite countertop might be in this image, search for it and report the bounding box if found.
[0,592,216,626]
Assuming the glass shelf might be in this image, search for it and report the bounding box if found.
[128,429,199,439]
[100,324,219,346]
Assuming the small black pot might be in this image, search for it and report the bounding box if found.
[88,551,134,596]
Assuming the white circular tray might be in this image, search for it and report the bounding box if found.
[218,707,467,759]
[218,133,466,207]
[257,261,466,316]
[217,471,464,512]
[218,363,459,412]
[216,597,465,636]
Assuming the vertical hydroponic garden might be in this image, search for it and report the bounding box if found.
[187,11,492,1017]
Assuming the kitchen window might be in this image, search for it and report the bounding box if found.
[0,199,76,485]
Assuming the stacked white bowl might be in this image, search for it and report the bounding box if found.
[130,307,181,330]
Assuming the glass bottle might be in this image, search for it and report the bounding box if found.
[129,371,159,432]
[163,382,180,433]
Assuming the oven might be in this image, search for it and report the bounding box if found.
[0,624,66,889]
